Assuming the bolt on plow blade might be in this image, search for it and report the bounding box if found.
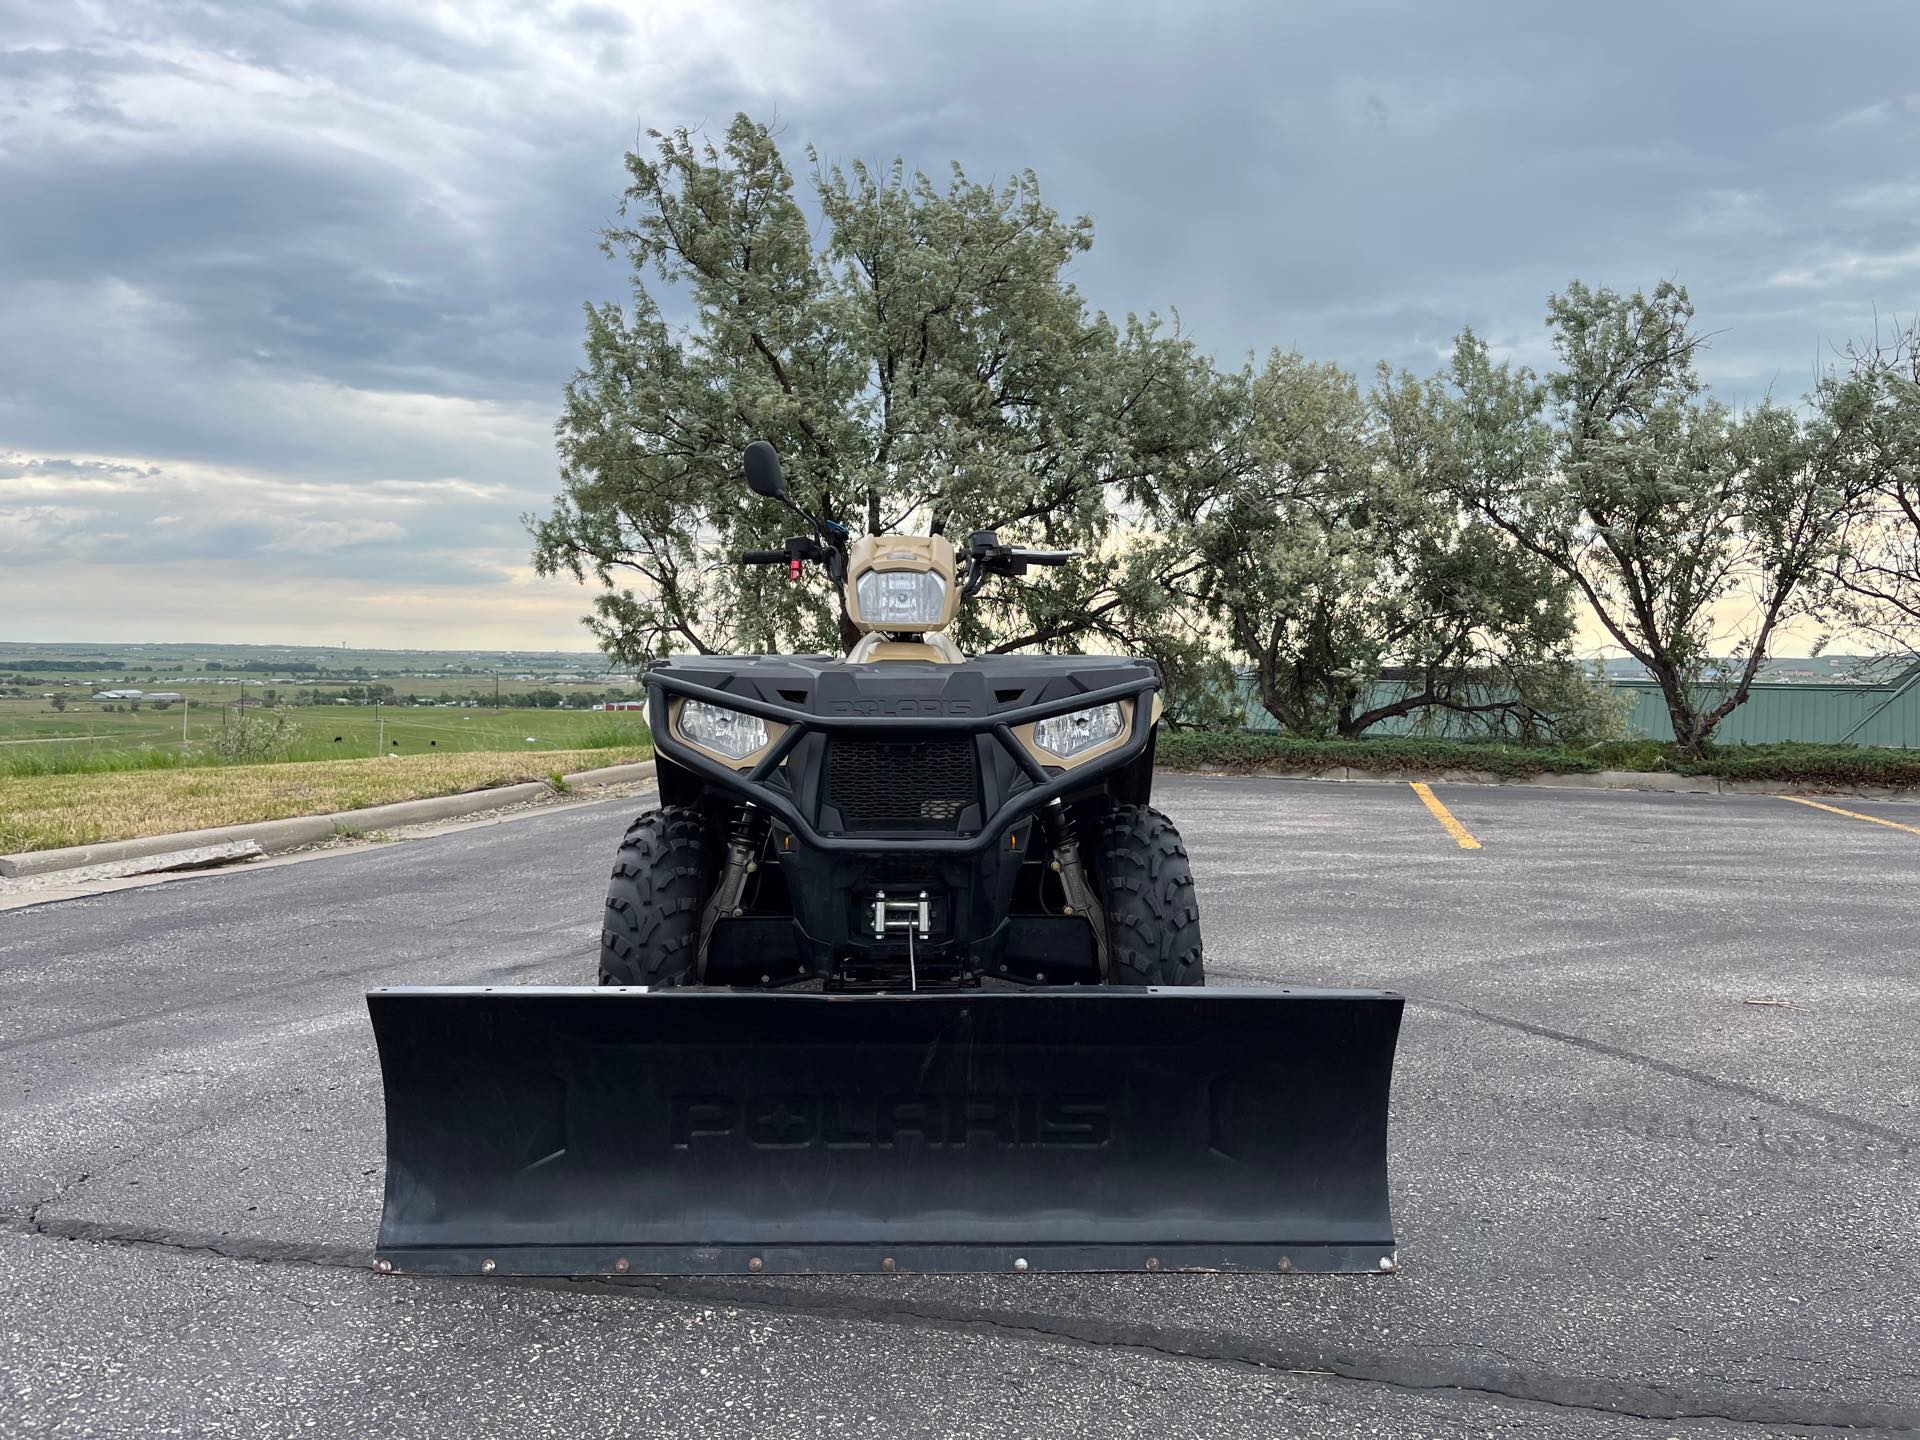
[368,986,1404,1277]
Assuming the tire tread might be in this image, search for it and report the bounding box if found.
[599,807,712,987]
[1094,804,1205,986]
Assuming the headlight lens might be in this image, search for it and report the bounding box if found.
[856,568,948,626]
[678,700,768,761]
[1031,702,1125,760]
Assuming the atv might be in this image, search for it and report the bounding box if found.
[601,440,1203,994]
[364,444,1403,1280]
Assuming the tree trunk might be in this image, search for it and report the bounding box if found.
[1253,657,1308,736]
[1653,665,1710,758]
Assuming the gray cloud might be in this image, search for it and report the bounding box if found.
[3,0,1919,644]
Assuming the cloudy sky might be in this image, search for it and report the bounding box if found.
[4,0,1918,651]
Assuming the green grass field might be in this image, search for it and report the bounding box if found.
[0,746,653,853]
[0,698,650,777]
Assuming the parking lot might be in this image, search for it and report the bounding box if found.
[3,775,1916,1437]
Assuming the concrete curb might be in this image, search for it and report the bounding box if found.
[0,759,657,879]
[563,761,657,788]
[1218,764,1915,801]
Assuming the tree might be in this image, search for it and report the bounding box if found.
[1176,352,1578,738]
[208,709,300,763]
[1447,282,1864,755]
[532,114,1236,665]
[50,694,66,712]
[1823,322,1920,656]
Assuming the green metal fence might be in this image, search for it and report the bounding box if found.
[1234,663,1920,746]
[1612,674,1920,746]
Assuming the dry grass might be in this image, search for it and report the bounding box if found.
[0,747,651,854]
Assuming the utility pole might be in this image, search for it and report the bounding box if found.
[376,699,383,755]
[183,696,190,752]
[494,674,500,710]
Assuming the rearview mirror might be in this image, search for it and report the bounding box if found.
[744,440,786,499]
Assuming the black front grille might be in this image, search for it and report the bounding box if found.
[826,737,980,830]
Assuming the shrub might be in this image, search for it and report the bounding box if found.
[207,709,302,763]
[1675,742,1920,788]
[1155,731,1599,778]
[1584,738,1670,772]
[1155,731,1920,787]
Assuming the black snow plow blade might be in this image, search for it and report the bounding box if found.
[369,986,1403,1277]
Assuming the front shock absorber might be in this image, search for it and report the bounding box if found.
[695,804,769,982]
[1041,800,1110,981]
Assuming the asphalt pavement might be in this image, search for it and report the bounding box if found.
[2,776,1916,1438]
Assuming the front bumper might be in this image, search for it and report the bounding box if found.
[647,669,1158,856]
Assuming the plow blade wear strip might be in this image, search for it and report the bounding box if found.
[368,986,1404,1277]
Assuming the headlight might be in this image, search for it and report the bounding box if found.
[1031,702,1125,760]
[856,568,948,626]
[678,700,768,761]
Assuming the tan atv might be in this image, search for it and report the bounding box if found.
[365,441,1404,1281]
[603,439,1198,993]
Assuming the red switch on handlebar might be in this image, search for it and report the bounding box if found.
[789,558,803,581]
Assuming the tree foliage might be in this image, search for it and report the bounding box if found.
[536,115,1916,745]
[1446,281,1866,753]
[532,115,1233,666]
[207,709,301,763]
[1171,353,1578,737]
[1824,321,1920,656]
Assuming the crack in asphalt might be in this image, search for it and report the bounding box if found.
[6,1209,1914,1435]
[1413,997,1920,1148]
[0,957,403,1055]
[0,946,579,1057]
[22,1170,91,1238]
[11,1208,373,1269]
[596,1276,1920,1435]
[1199,973,1919,1152]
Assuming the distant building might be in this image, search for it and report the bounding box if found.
[93,688,143,701]
[602,701,646,712]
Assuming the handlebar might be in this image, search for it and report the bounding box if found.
[741,533,1077,592]
[1012,549,1077,566]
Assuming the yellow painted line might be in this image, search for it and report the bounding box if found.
[1776,794,1920,837]
[1408,781,1483,850]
